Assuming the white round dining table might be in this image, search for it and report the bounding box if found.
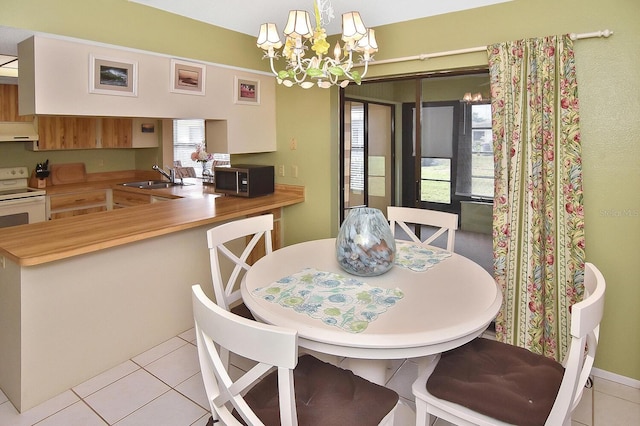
[241,238,502,385]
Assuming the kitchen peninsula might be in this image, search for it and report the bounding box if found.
[0,180,304,412]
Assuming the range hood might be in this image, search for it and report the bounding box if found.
[0,121,39,142]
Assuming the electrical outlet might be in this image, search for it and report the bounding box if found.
[291,165,299,178]
[0,256,5,269]
[278,165,285,177]
[290,138,297,150]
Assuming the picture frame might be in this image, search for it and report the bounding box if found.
[170,59,206,95]
[234,76,260,105]
[140,123,155,133]
[89,54,138,97]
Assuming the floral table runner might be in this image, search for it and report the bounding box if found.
[394,241,452,272]
[252,268,404,333]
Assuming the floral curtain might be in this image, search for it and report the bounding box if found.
[488,35,586,362]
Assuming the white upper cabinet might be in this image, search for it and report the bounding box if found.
[18,35,276,153]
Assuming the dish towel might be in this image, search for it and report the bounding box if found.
[394,241,452,272]
[252,268,404,333]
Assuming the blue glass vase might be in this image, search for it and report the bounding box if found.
[336,207,396,276]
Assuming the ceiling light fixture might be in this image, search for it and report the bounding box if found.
[256,0,378,89]
[462,92,483,103]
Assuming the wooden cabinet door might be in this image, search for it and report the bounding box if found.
[37,116,96,150]
[0,84,34,122]
[102,118,133,148]
[74,117,97,148]
[37,116,65,150]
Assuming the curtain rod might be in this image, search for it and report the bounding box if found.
[365,29,614,67]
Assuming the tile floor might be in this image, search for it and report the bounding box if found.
[1,328,638,426]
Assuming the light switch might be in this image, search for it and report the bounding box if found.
[291,165,299,178]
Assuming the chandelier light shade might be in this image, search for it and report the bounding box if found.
[256,23,283,50]
[283,10,313,38]
[256,0,378,89]
[341,12,367,43]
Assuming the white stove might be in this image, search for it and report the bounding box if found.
[0,166,47,227]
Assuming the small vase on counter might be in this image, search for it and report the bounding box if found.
[336,207,396,277]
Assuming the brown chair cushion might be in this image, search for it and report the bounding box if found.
[230,302,255,320]
[234,354,399,426]
[426,338,564,426]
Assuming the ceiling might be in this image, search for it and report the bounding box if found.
[0,0,511,81]
[129,0,511,36]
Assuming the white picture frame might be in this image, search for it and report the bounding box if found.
[89,54,138,97]
[234,76,260,105]
[170,59,206,95]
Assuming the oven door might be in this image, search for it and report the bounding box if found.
[0,195,46,228]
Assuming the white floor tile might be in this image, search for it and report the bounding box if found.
[132,337,189,367]
[144,343,201,388]
[72,360,140,398]
[572,386,593,425]
[84,369,170,424]
[594,390,640,426]
[594,376,640,404]
[191,414,213,426]
[174,373,209,410]
[0,390,79,426]
[114,390,206,426]
[386,359,419,401]
[179,328,196,344]
[34,401,107,426]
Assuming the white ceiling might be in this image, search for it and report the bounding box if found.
[129,0,511,36]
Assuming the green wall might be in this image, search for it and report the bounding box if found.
[2,0,638,381]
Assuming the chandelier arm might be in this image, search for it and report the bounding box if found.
[360,60,370,78]
[268,56,279,77]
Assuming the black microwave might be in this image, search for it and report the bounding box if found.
[213,165,274,197]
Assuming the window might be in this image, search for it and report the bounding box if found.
[469,104,493,199]
[421,104,455,204]
[349,103,365,192]
[455,102,494,200]
[173,119,229,177]
[421,158,451,204]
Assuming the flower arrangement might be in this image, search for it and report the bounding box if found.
[191,144,213,163]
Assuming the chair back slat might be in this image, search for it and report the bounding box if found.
[388,206,458,251]
[206,214,273,311]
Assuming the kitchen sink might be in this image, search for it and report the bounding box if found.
[120,180,193,189]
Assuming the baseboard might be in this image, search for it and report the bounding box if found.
[592,367,640,389]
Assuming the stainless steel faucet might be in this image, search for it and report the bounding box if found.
[152,165,175,183]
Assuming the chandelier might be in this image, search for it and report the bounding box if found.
[256,0,378,89]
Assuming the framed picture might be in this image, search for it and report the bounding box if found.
[89,54,138,96]
[140,123,155,133]
[170,59,206,95]
[234,76,260,105]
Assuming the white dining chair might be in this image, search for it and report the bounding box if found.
[206,214,273,318]
[191,284,399,426]
[412,262,606,426]
[387,206,459,251]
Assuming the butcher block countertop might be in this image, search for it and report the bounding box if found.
[0,182,304,266]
